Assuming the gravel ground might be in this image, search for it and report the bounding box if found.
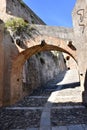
[0,109,42,129]
[29,87,52,96]
[52,102,83,107]
[51,108,87,126]
[13,97,48,107]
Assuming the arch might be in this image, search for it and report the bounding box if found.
[10,35,77,104]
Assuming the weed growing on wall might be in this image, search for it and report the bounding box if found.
[5,18,35,37]
[5,18,28,32]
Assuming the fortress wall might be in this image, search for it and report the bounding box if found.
[0,0,45,25]
[72,0,87,105]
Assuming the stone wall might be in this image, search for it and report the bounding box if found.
[22,51,66,94]
[0,20,4,106]
[2,31,19,105]
[72,0,87,105]
[72,0,87,74]
[0,0,45,24]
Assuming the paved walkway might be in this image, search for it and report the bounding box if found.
[0,69,87,130]
[39,69,85,130]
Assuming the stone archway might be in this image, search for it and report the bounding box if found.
[10,35,77,104]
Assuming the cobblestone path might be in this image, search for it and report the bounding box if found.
[0,69,87,130]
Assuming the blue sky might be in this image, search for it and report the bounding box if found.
[23,0,76,27]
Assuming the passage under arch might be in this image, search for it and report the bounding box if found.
[10,35,77,104]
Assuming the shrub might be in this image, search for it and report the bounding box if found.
[5,18,28,32]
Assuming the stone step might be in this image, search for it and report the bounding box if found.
[29,87,52,96]
[0,69,82,130]
[8,124,87,130]
[12,97,48,107]
[6,105,85,110]
[29,96,49,98]
[52,124,86,130]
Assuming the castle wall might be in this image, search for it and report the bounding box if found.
[72,0,87,105]
[0,0,45,25]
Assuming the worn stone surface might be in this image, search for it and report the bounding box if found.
[23,51,66,94]
[72,0,87,75]
[0,21,4,106]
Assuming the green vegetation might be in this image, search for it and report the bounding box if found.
[5,18,28,32]
[5,18,35,36]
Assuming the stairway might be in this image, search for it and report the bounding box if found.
[0,69,87,130]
